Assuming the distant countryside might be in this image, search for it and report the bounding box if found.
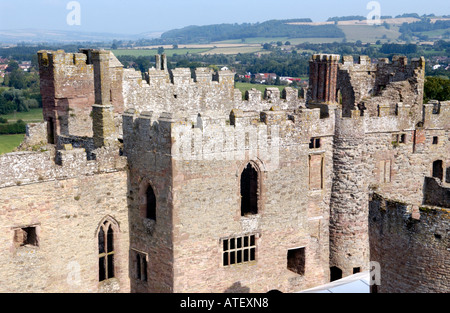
[1,13,449,154]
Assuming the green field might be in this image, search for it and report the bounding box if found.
[0,134,24,154]
[112,48,212,57]
[214,37,344,45]
[338,25,401,43]
[1,108,43,123]
[202,46,263,55]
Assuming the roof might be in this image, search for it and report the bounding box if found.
[297,271,371,293]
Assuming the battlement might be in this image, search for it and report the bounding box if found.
[0,145,126,189]
[122,103,336,169]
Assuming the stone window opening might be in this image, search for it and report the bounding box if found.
[330,266,343,282]
[432,160,444,181]
[146,185,157,221]
[47,117,55,144]
[393,133,406,145]
[309,137,321,149]
[222,234,256,267]
[14,226,39,248]
[432,136,439,145]
[287,247,306,276]
[240,163,259,216]
[98,219,116,282]
[309,154,324,190]
[353,267,361,274]
[135,251,148,282]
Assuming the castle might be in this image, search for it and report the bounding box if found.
[0,49,448,293]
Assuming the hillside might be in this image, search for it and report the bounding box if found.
[160,19,345,43]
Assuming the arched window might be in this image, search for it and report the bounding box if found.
[98,219,116,282]
[241,163,259,216]
[146,185,156,221]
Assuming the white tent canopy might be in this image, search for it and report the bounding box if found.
[298,271,371,293]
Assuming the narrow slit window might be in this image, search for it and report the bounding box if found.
[146,185,156,221]
[135,251,148,282]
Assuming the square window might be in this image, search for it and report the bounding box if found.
[287,248,305,276]
[14,226,38,247]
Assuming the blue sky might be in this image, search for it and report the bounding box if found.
[0,0,449,34]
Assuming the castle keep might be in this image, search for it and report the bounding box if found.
[0,49,448,293]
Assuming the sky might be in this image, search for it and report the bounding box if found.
[0,0,449,35]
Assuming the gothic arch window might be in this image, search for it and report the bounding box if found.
[240,163,259,216]
[146,184,156,221]
[98,217,118,282]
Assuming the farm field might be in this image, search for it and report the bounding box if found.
[0,134,24,154]
[112,48,211,57]
[201,46,263,55]
[1,108,43,123]
[338,25,401,43]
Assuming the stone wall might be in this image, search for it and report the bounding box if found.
[122,106,336,292]
[369,194,450,293]
[0,171,130,293]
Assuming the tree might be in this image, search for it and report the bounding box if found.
[424,77,450,103]
[6,61,19,73]
[157,46,165,54]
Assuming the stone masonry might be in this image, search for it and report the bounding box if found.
[0,49,448,293]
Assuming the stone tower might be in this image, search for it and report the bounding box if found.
[307,54,340,114]
[308,54,370,280]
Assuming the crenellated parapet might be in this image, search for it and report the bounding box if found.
[0,144,126,189]
[122,104,336,171]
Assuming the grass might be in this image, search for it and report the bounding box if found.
[0,108,43,123]
[213,37,344,45]
[112,48,212,57]
[201,46,263,55]
[0,134,24,154]
[338,25,401,43]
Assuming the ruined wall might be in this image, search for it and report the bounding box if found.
[38,50,124,140]
[338,55,425,121]
[369,194,450,293]
[38,50,95,139]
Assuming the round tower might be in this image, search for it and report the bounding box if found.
[329,112,370,280]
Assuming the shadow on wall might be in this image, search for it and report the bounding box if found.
[224,282,250,293]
